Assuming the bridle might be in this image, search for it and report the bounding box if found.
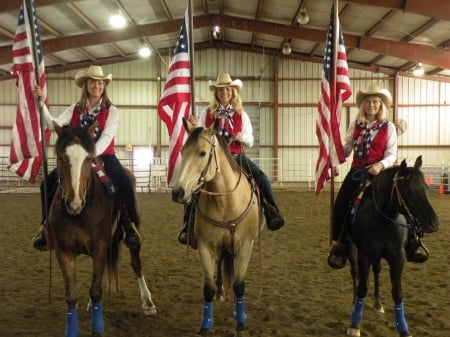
[191,132,257,243]
[372,170,423,234]
[56,148,93,213]
[196,134,244,196]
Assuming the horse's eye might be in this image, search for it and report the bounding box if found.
[199,151,206,157]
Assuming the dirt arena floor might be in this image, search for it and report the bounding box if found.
[0,190,448,337]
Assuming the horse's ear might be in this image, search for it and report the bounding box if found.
[54,121,63,136]
[87,122,97,139]
[182,117,194,133]
[398,159,407,174]
[414,155,423,169]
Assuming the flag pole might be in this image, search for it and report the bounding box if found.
[188,0,196,117]
[329,0,339,245]
[24,0,52,303]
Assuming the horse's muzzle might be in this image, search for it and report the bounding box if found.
[172,188,190,204]
[64,198,86,215]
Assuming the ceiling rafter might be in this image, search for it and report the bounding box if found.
[66,2,125,58]
[344,0,450,21]
[0,14,448,70]
[250,0,265,48]
[277,0,306,56]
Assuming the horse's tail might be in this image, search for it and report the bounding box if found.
[106,223,123,292]
[222,250,235,289]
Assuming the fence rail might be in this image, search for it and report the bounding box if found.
[1,156,449,194]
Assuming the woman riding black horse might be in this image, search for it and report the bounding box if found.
[328,84,429,269]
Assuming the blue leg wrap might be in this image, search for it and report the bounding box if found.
[91,301,105,334]
[65,307,79,337]
[234,296,247,324]
[350,296,365,324]
[395,303,409,333]
[200,301,213,330]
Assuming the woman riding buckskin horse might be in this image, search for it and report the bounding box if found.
[328,84,429,269]
[32,65,141,250]
[177,73,284,246]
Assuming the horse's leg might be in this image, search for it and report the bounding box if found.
[55,252,79,337]
[347,254,370,337]
[128,238,157,316]
[388,256,411,337]
[372,260,384,313]
[197,243,217,335]
[90,248,108,337]
[346,242,359,301]
[232,242,254,337]
[215,254,225,301]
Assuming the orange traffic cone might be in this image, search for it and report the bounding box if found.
[426,173,433,186]
[438,183,444,195]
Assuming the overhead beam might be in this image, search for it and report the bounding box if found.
[0,0,83,13]
[344,0,450,22]
[0,14,449,69]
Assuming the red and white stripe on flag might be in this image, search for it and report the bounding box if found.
[157,7,191,186]
[315,5,352,194]
[8,0,49,183]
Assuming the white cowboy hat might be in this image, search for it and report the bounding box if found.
[356,84,392,108]
[74,65,112,88]
[208,73,243,92]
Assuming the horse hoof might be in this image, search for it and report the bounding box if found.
[198,328,210,335]
[234,330,249,337]
[143,305,157,316]
[347,327,360,337]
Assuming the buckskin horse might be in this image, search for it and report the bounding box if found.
[172,119,263,337]
[345,156,439,337]
[49,123,157,337]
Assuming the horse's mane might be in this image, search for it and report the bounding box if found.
[373,161,427,190]
[55,125,95,156]
[186,126,239,172]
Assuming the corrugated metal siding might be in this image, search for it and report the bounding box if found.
[0,50,449,186]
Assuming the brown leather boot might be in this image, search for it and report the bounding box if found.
[32,225,47,251]
[263,202,285,231]
[405,235,428,263]
[178,222,189,245]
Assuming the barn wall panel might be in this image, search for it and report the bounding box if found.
[0,50,449,186]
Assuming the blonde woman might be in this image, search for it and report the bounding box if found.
[328,84,428,268]
[178,73,284,246]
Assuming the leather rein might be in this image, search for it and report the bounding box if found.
[372,170,423,233]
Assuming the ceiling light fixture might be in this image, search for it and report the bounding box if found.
[109,11,126,28]
[297,8,309,25]
[139,45,151,58]
[412,62,424,76]
[282,41,292,55]
[212,25,220,40]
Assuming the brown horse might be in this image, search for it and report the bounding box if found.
[49,123,157,337]
[172,119,263,337]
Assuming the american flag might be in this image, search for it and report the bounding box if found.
[8,0,49,183]
[315,5,352,194]
[157,8,192,185]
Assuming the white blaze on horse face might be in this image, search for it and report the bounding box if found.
[65,143,89,210]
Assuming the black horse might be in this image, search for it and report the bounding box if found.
[344,156,439,337]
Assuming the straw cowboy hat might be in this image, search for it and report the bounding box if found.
[74,65,112,88]
[209,73,243,92]
[356,84,392,108]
